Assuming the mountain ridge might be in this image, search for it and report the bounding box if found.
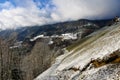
[0,19,111,41]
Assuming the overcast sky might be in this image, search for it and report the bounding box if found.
[0,0,120,29]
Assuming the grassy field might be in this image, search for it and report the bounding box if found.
[66,30,108,52]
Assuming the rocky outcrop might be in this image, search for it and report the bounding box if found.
[79,63,120,80]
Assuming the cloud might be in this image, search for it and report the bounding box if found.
[0,0,53,29]
[0,0,120,30]
[52,0,120,20]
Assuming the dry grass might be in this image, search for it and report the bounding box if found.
[91,49,120,68]
[112,57,120,63]
[68,67,80,71]
[66,30,108,52]
[73,30,108,53]
[66,36,91,51]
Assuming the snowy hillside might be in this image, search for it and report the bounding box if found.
[35,22,120,80]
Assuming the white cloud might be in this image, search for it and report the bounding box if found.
[0,0,53,29]
[0,0,120,30]
[52,0,120,20]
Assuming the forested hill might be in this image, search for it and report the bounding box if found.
[0,19,111,41]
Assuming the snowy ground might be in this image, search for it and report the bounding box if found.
[79,64,120,80]
[35,23,120,80]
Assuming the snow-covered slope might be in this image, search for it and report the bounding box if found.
[35,22,120,80]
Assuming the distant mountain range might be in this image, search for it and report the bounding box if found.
[0,19,112,41]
